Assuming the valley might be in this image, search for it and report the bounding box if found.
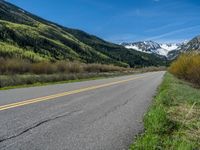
[0,0,200,150]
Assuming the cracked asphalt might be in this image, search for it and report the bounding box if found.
[0,71,165,150]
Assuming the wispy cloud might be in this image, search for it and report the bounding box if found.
[146,25,200,41]
[146,22,187,33]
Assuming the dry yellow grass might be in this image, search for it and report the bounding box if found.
[169,53,200,86]
[0,58,128,75]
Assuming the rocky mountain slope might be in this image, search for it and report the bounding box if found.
[168,36,200,59]
[181,36,200,52]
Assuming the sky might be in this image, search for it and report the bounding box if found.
[7,0,200,43]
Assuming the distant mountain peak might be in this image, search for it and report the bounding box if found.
[181,35,200,52]
[121,41,182,57]
[166,36,200,60]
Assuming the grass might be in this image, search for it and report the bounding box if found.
[0,67,166,90]
[0,57,165,89]
[130,73,200,150]
[0,72,134,90]
[0,75,104,90]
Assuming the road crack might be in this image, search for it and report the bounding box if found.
[0,109,82,143]
[93,96,134,123]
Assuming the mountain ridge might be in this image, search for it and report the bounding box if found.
[167,36,200,59]
[0,0,167,67]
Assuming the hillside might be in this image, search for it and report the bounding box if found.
[0,0,167,67]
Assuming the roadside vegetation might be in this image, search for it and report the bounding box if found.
[0,58,166,89]
[131,53,200,149]
[0,58,127,75]
[0,73,123,90]
[131,73,200,149]
[169,53,200,87]
[0,58,130,88]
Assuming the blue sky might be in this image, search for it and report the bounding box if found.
[7,0,200,43]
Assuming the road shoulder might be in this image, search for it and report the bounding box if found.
[130,73,200,149]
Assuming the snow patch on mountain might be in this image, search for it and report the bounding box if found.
[160,44,179,51]
[121,41,182,57]
[124,45,151,53]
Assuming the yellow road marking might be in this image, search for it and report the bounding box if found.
[0,76,145,111]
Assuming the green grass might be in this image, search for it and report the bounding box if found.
[130,73,200,150]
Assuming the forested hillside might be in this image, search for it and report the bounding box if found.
[0,0,167,67]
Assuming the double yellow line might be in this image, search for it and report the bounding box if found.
[0,76,145,111]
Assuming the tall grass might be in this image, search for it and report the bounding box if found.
[169,53,200,86]
[0,58,166,88]
[0,58,128,75]
[0,73,121,88]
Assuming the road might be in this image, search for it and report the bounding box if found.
[0,71,165,150]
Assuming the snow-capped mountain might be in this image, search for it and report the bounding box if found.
[121,41,182,57]
[181,36,200,52]
[167,37,200,60]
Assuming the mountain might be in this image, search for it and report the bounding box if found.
[0,0,167,67]
[121,41,182,57]
[167,36,200,60]
[181,36,200,52]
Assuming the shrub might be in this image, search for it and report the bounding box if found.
[0,58,128,75]
[31,62,57,74]
[84,64,126,73]
[0,58,30,74]
[0,73,121,88]
[169,53,200,86]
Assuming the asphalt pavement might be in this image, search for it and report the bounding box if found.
[0,71,165,150]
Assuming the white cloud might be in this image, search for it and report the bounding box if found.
[146,22,187,33]
[146,25,200,41]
